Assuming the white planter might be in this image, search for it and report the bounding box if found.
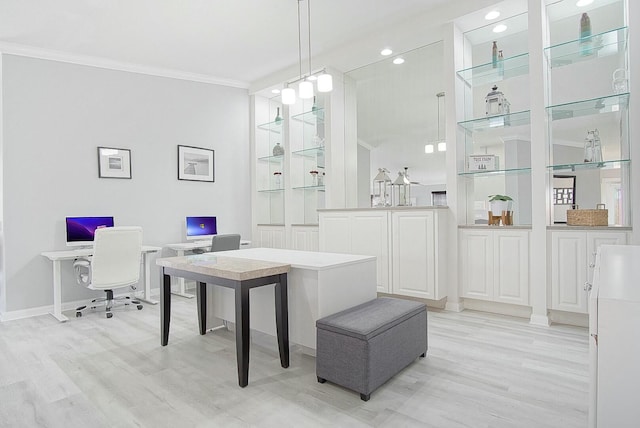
[489,200,512,215]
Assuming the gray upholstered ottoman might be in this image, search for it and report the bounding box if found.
[316,297,427,401]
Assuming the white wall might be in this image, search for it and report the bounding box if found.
[1,55,250,314]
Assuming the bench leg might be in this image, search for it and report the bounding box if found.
[420,352,426,358]
[317,376,326,383]
[360,393,370,402]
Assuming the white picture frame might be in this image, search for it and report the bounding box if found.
[178,145,215,182]
[98,147,131,179]
[468,154,498,172]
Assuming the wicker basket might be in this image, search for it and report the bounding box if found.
[566,208,608,226]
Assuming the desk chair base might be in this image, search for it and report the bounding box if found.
[75,289,143,319]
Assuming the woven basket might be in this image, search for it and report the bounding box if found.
[566,208,608,226]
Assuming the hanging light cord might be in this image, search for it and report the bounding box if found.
[436,92,445,141]
[308,0,312,78]
[298,0,302,79]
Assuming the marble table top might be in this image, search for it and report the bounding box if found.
[156,253,290,281]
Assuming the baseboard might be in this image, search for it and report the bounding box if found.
[549,310,588,327]
[445,300,464,312]
[377,293,446,309]
[529,314,551,327]
[463,298,532,319]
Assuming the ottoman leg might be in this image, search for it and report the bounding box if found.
[420,352,426,358]
[317,376,326,383]
[360,393,370,401]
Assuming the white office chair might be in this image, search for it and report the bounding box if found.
[192,234,241,254]
[73,226,144,318]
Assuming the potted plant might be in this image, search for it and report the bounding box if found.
[488,194,513,216]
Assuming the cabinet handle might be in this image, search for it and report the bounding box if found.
[589,262,596,268]
[584,282,592,291]
[591,333,598,346]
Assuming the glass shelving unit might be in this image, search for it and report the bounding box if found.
[457,110,531,131]
[545,27,628,68]
[457,52,529,87]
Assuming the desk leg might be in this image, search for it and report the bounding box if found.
[49,260,69,322]
[139,252,158,305]
[235,282,250,387]
[196,282,207,335]
[171,250,195,299]
[275,273,289,368]
[161,271,171,346]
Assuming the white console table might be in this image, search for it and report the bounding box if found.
[203,247,377,351]
[41,245,162,322]
[164,240,251,298]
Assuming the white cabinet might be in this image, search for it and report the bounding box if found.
[291,225,319,252]
[392,210,447,300]
[460,229,530,306]
[320,208,447,297]
[319,210,390,292]
[256,225,286,249]
[550,230,627,314]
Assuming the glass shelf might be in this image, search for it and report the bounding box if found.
[547,93,629,121]
[458,167,532,177]
[291,147,325,157]
[257,120,283,133]
[545,27,628,68]
[457,53,529,87]
[291,108,324,124]
[458,110,531,132]
[547,159,630,172]
[292,185,326,191]
[257,154,284,163]
[257,188,285,193]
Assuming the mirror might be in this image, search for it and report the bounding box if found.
[344,41,446,207]
[553,175,576,224]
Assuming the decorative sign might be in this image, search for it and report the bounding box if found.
[468,155,498,172]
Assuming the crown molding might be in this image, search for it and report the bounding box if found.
[0,42,249,89]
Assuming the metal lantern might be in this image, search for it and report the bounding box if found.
[372,168,391,207]
[485,85,508,117]
[392,168,411,206]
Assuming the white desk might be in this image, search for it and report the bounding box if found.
[41,245,162,322]
[204,247,377,351]
[164,240,251,298]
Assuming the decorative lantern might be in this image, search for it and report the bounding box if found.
[485,85,510,117]
[372,168,391,207]
[392,168,411,206]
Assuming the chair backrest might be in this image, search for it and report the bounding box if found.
[210,234,241,252]
[90,226,143,290]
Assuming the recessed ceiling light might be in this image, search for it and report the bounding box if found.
[271,89,281,94]
[381,48,393,56]
[493,24,507,33]
[485,11,500,20]
[576,0,594,6]
[393,57,405,65]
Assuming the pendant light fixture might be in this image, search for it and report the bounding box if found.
[425,92,446,154]
[282,0,332,105]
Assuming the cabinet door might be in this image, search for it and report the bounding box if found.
[319,214,351,253]
[256,226,286,249]
[586,232,627,286]
[551,232,587,313]
[460,230,493,301]
[291,226,319,252]
[351,212,390,293]
[494,231,529,305]
[392,211,435,299]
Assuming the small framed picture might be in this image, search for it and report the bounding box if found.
[97,147,131,179]
[178,145,215,182]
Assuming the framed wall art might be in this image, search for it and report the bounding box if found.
[97,147,131,179]
[178,145,215,182]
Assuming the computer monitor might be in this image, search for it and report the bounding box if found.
[186,216,217,241]
[66,216,115,247]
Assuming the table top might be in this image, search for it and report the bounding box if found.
[156,253,290,281]
[41,245,162,260]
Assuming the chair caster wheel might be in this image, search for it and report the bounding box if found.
[106,312,113,319]
[76,312,82,318]
[137,305,143,310]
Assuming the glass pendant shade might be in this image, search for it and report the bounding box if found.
[317,73,333,92]
[424,144,434,154]
[299,80,314,99]
[438,142,447,152]
[282,87,296,105]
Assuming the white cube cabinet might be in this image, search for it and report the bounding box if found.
[460,228,530,306]
[319,208,447,298]
[550,230,627,314]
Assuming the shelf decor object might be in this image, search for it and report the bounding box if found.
[468,154,498,172]
[372,168,392,207]
[485,85,511,118]
[177,145,214,182]
[566,205,608,226]
[273,142,285,156]
[97,147,131,179]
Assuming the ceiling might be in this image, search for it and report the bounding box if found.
[0,0,458,88]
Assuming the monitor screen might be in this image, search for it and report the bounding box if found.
[186,216,217,241]
[66,216,114,247]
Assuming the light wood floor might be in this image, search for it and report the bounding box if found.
[0,296,589,428]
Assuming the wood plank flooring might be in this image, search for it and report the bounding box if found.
[0,297,588,427]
